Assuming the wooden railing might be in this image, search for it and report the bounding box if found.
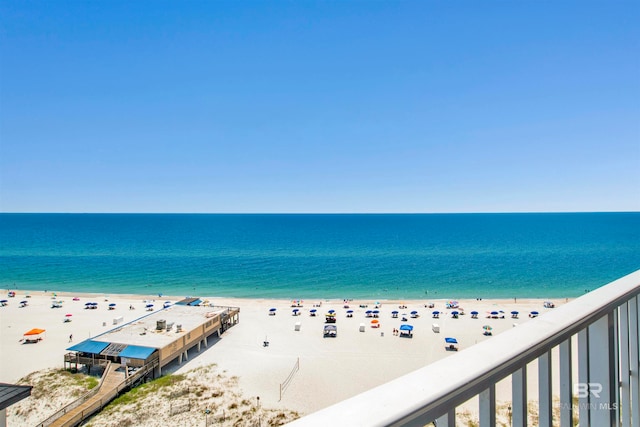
[36,359,158,427]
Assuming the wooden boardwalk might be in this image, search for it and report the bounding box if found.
[48,363,126,427]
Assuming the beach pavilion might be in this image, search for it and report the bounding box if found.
[64,298,240,378]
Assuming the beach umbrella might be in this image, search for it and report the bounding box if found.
[490,311,499,316]
[399,324,413,331]
[470,311,479,315]
[365,310,372,314]
[432,311,440,315]
[269,308,276,312]
[146,303,154,308]
[109,303,116,307]
[371,319,379,324]
[20,300,27,304]
[410,310,418,315]
[392,310,399,314]
[372,310,380,314]
[511,311,519,315]
[445,337,458,344]
[328,309,335,314]
[346,310,353,313]
[310,309,317,313]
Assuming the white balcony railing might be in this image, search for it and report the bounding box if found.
[287,270,640,427]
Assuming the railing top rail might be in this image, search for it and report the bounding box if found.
[286,269,640,427]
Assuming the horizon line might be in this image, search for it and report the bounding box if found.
[1,210,638,215]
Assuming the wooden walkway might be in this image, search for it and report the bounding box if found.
[48,363,126,427]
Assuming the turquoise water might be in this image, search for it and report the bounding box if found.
[0,213,638,299]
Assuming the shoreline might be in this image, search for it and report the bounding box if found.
[1,288,569,422]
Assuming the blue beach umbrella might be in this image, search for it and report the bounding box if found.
[372,310,379,314]
[328,309,336,314]
[411,311,418,314]
[392,310,398,314]
[346,310,353,313]
[146,303,154,308]
[470,311,479,315]
[432,311,440,315]
[310,309,317,313]
[491,311,499,316]
[445,337,458,344]
[399,324,414,331]
[109,303,116,307]
[269,308,276,312]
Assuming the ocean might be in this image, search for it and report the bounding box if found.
[0,213,638,300]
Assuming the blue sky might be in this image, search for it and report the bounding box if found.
[1,1,638,213]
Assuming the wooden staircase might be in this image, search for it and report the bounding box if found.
[48,363,125,427]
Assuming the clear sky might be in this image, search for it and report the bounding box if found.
[1,1,638,213]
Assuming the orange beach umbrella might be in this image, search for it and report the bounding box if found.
[24,328,46,335]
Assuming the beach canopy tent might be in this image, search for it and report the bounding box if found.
[445,337,459,351]
[432,311,440,318]
[324,324,337,337]
[511,311,519,318]
[309,309,317,316]
[399,324,414,337]
[451,311,459,318]
[23,328,46,343]
[391,311,398,318]
[470,311,479,318]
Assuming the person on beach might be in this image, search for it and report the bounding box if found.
[69,334,73,342]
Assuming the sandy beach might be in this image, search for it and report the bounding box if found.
[0,289,567,424]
